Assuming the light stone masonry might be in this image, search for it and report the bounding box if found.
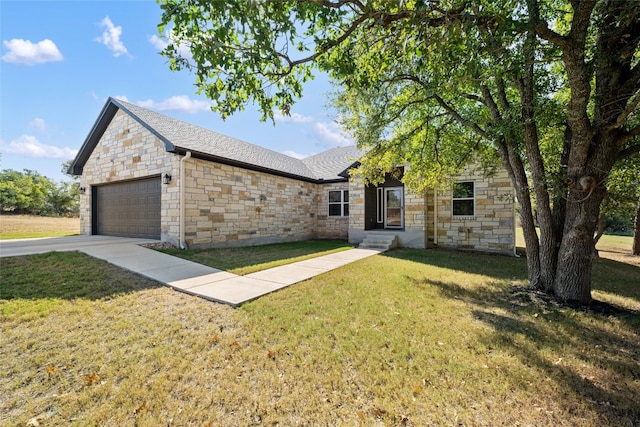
[79,108,514,253]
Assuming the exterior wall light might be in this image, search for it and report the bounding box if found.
[162,173,172,184]
[79,187,86,194]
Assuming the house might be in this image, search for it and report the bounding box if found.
[68,97,516,254]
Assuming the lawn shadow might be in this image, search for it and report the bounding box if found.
[383,248,640,424]
[0,251,162,301]
[157,239,354,273]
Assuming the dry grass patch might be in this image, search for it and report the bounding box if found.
[0,214,79,239]
[1,248,638,426]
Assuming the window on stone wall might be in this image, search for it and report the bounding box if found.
[328,190,349,217]
[453,181,475,216]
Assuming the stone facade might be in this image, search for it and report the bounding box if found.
[315,182,350,240]
[349,167,515,255]
[78,110,179,237]
[78,111,351,247]
[430,167,515,254]
[182,157,320,248]
[78,107,514,254]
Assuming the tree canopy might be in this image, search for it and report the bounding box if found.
[158,0,640,304]
[0,168,79,217]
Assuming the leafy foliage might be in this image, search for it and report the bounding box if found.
[157,0,640,303]
[0,168,79,216]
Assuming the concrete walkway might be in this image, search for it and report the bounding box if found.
[0,236,382,306]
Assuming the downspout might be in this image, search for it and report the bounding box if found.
[433,188,438,247]
[180,151,192,250]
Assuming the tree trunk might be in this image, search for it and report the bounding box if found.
[553,187,604,304]
[633,197,640,256]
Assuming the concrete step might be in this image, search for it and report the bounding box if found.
[359,243,390,250]
[358,233,398,252]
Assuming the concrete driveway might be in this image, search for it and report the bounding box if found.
[0,235,159,258]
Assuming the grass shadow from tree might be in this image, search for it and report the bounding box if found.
[382,248,640,425]
[0,251,161,302]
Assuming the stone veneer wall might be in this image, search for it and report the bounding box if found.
[315,183,350,239]
[435,167,515,254]
[78,110,179,239]
[182,157,326,248]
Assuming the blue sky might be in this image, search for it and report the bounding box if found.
[0,0,352,182]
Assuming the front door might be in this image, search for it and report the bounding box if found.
[384,187,404,229]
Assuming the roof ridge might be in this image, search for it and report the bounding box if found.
[70,97,360,182]
[112,97,317,172]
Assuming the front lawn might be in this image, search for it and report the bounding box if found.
[157,239,354,275]
[0,215,79,240]
[1,248,638,426]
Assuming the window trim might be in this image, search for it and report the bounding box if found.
[452,181,475,217]
[328,189,349,217]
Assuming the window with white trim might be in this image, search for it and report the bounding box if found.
[452,181,475,216]
[328,190,349,217]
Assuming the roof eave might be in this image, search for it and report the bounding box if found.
[171,148,348,184]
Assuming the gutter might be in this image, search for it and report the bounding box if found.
[180,151,192,250]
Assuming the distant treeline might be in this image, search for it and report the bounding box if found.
[0,169,79,217]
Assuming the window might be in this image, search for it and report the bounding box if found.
[453,181,475,216]
[328,190,349,217]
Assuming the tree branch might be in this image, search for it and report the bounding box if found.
[607,89,640,131]
[527,0,568,48]
[479,85,501,121]
[617,141,640,160]
[433,94,487,139]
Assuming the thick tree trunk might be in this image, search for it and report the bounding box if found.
[554,131,615,304]
[554,203,600,304]
[633,197,640,256]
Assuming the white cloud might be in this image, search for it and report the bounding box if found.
[148,34,166,50]
[274,111,314,123]
[28,118,47,132]
[313,122,354,148]
[1,135,77,159]
[95,16,130,58]
[1,38,63,65]
[282,150,310,159]
[136,96,212,114]
[149,31,192,62]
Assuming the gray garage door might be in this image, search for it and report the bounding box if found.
[94,177,161,239]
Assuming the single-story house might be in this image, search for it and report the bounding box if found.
[68,97,516,254]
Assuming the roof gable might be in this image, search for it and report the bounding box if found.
[68,98,359,183]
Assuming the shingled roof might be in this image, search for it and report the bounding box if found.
[68,97,362,183]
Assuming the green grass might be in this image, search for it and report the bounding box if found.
[0,230,78,239]
[595,234,636,254]
[0,215,79,240]
[515,227,634,254]
[158,239,354,274]
[1,246,638,426]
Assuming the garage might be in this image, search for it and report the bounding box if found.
[93,177,161,239]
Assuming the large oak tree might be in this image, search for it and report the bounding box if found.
[158,0,640,304]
